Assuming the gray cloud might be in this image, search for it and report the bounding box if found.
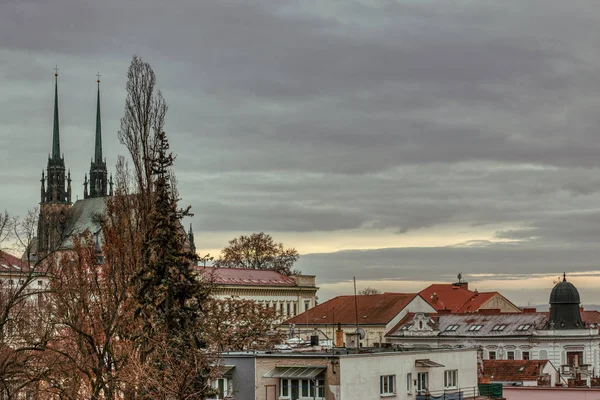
[4,0,600,302]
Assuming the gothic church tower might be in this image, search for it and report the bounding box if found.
[84,75,112,198]
[37,69,72,255]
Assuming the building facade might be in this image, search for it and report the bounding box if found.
[387,276,600,386]
[214,348,479,400]
[199,267,318,320]
[282,293,436,347]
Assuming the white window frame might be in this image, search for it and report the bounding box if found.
[417,372,428,393]
[444,370,458,389]
[406,373,413,394]
[507,351,515,360]
[522,351,530,360]
[279,378,324,399]
[207,377,232,400]
[488,351,496,360]
[380,375,395,396]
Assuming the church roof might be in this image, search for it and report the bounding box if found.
[62,197,107,248]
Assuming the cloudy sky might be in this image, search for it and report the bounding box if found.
[3,0,600,306]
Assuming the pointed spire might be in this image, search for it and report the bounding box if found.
[94,72,103,163]
[109,174,114,196]
[563,272,567,282]
[52,66,60,160]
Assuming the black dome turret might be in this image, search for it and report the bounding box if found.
[547,273,582,330]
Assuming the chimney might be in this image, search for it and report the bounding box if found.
[522,307,537,313]
[438,308,452,314]
[335,323,344,347]
[459,282,469,290]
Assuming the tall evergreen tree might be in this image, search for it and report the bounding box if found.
[133,131,213,399]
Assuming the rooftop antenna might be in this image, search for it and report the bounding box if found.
[353,277,360,333]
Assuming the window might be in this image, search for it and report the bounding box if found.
[380,375,395,396]
[37,280,43,286]
[507,351,515,360]
[444,370,458,388]
[208,377,232,400]
[488,351,496,360]
[468,325,483,331]
[406,373,412,393]
[304,300,310,312]
[280,303,284,313]
[417,372,428,393]
[280,379,324,399]
[286,303,290,316]
[293,303,297,316]
[522,351,530,360]
[516,324,531,331]
[445,325,459,331]
[491,325,506,331]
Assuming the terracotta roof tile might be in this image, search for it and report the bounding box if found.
[482,360,550,382]
[198,267,297,287]
[284,293,418,326]
[456,292,497,313]
[419,284,476,312]
[0,250,27,272]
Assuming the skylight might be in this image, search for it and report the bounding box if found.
[445,325,459,331]
[516,324,532,331]
[468,325,483,331]
[491,325,507,331]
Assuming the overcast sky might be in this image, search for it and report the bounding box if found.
[3,0,600,306]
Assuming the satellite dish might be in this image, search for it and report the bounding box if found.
[356,328,366,340]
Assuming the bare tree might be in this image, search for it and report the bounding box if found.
[215,232,300,276]
[358,287,381,295]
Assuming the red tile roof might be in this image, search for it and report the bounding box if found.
[198,267,297,287]
[419,284,477,312]
[482,360,551,382]
[456,292,498,313]
[284,293,418,326]
[0,250,27,272]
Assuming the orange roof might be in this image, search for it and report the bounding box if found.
[284,293,418,326]
[482,360,551,382]
[456,292,498,313]
[419,284,477,312]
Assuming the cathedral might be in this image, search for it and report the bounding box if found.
[33,70,196,261]
[35,70,113,259]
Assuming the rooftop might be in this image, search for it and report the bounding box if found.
[0,250,28,273]
[284,293,418,326]
[482,359,551,382]
[198,266,298,287]
[387,311,549,337]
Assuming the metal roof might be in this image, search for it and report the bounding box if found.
[415,359,445,368]
[263,366,326,379]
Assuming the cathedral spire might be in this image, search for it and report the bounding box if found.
[94,73,102,163]
[52,66,60,160]
[86,73,109,199]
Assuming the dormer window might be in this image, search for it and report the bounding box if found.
[468,325,483,331]
[445,325,459,331]
[516,324,531,331]
[491,325,506,331]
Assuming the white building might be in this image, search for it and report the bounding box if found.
[198,267,318,320]
[217,347,479,400]
[387,275,600,386]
